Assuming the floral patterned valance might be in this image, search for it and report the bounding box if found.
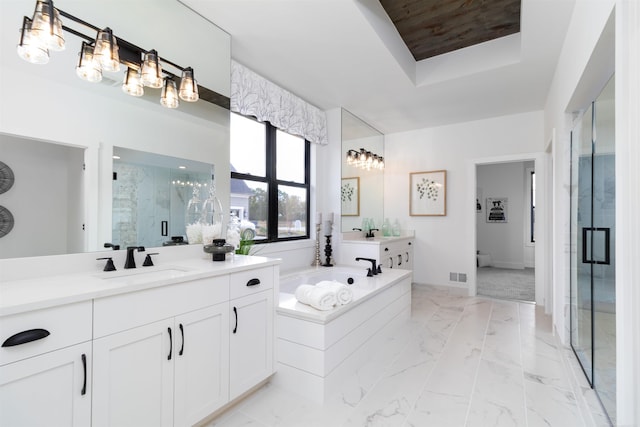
[230,60,328,145]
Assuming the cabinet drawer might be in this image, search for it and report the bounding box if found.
[0,301,92,366]
[94,276,229,338]
[230,267,274,300]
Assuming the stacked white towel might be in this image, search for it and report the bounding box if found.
[294,284,337,311]
[316,280,353,305]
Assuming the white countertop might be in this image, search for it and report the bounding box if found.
[341,235,414,245]
[0,255,280,317]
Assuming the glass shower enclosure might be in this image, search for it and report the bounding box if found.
[570,76,616,423]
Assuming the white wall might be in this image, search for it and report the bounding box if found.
[476,161,530,269]
[383,111,544,287]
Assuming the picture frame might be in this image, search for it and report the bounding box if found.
[410,170,446,216]
[341,177,360,216]
[476,187,483,213]
[486,197,508,223]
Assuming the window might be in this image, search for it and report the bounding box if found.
[530,170,536,242]
[230,112,310,243]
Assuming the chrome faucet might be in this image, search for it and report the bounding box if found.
[124,246,145,269]
[355,257,378,276]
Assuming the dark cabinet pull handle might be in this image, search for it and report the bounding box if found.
[405,252,409,262]
[161,221,168,236]
[81,354,87,395]
[384,247,389,252]
[179,324,184,356]
[389,257,394,268]
[233,307,238,334]
[167,327,172,360]
[2,328,50,347]
[246,278,260,287]
[397,254,402,266]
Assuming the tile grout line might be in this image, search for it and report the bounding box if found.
[462,299,493,426]
[517,302,530,427]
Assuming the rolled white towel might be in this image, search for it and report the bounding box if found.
[294,284,337,311]
[316,280,353,305]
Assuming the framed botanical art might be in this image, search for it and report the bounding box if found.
[341,177,360,216]
[410,170,446,216]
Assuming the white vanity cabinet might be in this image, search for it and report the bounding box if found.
[340,236,414,272]
[229,267,275,400]
[0,302,93,427]
[92,276,230,427]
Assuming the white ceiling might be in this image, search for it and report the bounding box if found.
[182,0,576,135]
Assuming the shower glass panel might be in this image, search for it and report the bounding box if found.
[570,103,594,384]
[570,76,616,424]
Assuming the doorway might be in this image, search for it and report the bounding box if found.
[476,161,536,301]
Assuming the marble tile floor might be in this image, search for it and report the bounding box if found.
[206,284,612,427]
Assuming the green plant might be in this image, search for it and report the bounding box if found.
[235,228,255,255]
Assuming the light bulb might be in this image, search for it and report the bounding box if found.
[76,41,102,82]
[141,50,163,88]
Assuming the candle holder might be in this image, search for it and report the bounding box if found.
[323,234,334,267]
[311,223,322,267]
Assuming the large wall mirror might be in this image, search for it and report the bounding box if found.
[0,0,231,259]
[340,109,384,232]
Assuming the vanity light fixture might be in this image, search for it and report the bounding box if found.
[160,77,179,109]
[179,67,199,102]
[141,49,163,88]
[346,148,384,171]
[16,0,202,110]
[93,27,120,72]
[30,0,65,52]
[76,41,102,82]
[17,16,49,64]
[122,67,143,97]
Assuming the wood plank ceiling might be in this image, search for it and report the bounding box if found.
[379,0,521,61]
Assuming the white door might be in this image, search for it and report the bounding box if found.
[174,303,230,427]
[0,342,91,427]
[92,319,174,427]
[229,290,273,399]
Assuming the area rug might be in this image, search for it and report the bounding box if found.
[477,267,535,302]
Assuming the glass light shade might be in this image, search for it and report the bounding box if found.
[17,17,49,64]
[179,67,199,102]
[141,50,163,88]
[76,41,102,82]
[30,0,65,51]
[93,28,120,72]
[160,78,179,109]
[122,67,143,97]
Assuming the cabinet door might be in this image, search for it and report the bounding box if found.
[174,303,229,426]
[0,342,91,427]
[229,290,273,399]
[92,320,174,427]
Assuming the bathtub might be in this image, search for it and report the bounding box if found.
[274,266,412,403]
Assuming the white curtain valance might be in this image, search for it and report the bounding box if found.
[230,60,328,145]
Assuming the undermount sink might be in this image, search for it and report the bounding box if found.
[96,267,193,285]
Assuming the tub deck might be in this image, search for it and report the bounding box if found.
[274,267,412,403]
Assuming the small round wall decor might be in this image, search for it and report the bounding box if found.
[0,206,14,238]
[0,161,15,194]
